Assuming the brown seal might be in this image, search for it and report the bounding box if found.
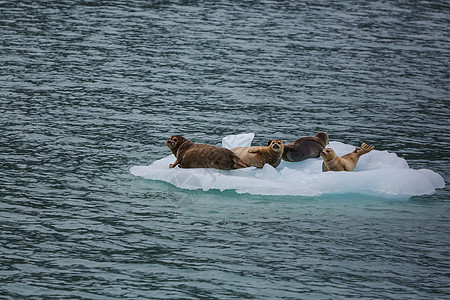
[165,135,249,170]
[282,132,329,162]
[321,143,375,172]
[231,139,284,168]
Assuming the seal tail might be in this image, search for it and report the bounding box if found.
[232,157,251,169]
[357,143,375,156]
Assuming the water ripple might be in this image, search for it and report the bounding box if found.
[1,0,449,298]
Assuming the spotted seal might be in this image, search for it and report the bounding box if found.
[166,135,249,170]
[232,139,284,168]
[321,143,375,172]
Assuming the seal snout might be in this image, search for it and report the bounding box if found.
[321,148,332,157]
[269,139,283,151]
[166,136,180,148]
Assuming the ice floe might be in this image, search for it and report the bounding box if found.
[130,133,445,198]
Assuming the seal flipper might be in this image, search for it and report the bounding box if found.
[232,156,250,169]
[322,162,329,172]
[357,143,375,156]
[169,157,180,168]
[248,149,261,154]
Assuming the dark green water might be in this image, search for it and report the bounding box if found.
[1,1,449,298]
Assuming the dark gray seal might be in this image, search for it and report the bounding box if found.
[282,132,329,162]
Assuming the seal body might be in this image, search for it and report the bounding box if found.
[321,143,375,172]
[165,135,249,170]
[282,132,329,162]
[232,139,284,168]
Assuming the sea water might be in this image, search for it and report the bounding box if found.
[1,1,449,299]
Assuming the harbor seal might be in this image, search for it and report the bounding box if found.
[282,132,329,162]
[321,143,375,172]
[166,135,249,170]
[231,139,284,168]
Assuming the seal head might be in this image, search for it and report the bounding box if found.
[320,148,335,160]
[166,135,189,157]
[268,139,284,153]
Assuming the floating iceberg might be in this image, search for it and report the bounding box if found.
[130,133,445,199]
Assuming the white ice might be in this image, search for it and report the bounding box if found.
[130,133,445,199]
